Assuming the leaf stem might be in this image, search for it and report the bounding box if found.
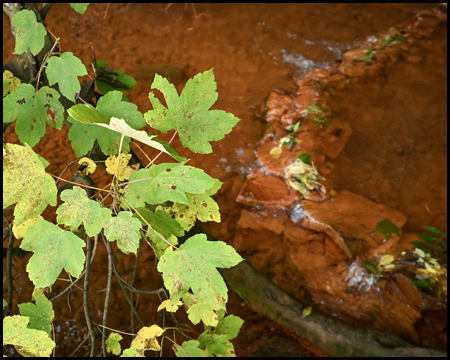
[51,173,105,193]
[148,131,178,167]
[84,235,96,356]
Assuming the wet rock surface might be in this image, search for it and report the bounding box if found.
[236,5,447,353]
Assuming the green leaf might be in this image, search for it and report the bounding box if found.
[411,241,434,251]
[3,143,57,230]
[135,208,184,238]
[57,186,112,237]
[310,114,328,129]
[94,61,137,94]
[172,180,222,230]
[135,208,183,256]
[411,280,430,289]
[307,104,327,114]
[355,55,375,62]
[362,260,378,274]
[376,219,400,240]
[175,340,207,357]
[297,152,311,164]
[187,302,219,326]
[68,91,146,156]
[144,68,240,154]
[97,91,146,129]
[103,211,142,255]
[68,103,111,125]
[12,10,47,55]
[106,333,123,355]
[198,332,235,357]
[121,346,145,357]
[157,234,243,311]
[70,3,89,15]
[3,315,55,357]
[46,52,88,102]
[417,233,446,247]
[36,153,50,169]
[3,84,64,146]
[20,219,86,288]
[125,163,216,207]
[18,289,54,335]
[422,226,447,238]
[215,315,244,341]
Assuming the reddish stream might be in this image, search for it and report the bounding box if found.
[3,3,447,356]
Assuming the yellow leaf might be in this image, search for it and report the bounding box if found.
[78,157,96,175]
[105,154,132,181]
[302,306,312,318]
[13,215,43,239]
[130,325,165,352]
[379,254,394,267]
[269,146,282,159]
[157,299,183,312]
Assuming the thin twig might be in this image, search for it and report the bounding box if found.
[35,39,60,92]
[101,233,146,326]
[55,158,81,187]
[130,238,143,336]
[68,334,90,357]
[148,131,178,166]
[83,235,96,356]
[101,232,113,357]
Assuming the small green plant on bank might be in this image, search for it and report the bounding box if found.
[357,30,408,62]
[363,220,447,304]
[3,4,244,357]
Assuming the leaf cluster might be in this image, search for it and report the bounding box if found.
[3,5,244,357]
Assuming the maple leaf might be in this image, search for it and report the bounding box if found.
[3,144,57,232]
[103,211,142,255]
[3,84,64,147]
[187,302,219,327]
[47,52,88,102]
[56,186,112,237]
[124,163,216,207]
[135,208,183,256]
[3,316,55,357]
[175,340,207,357]
[68,91,146,156]
[93,117,183,161]
[20,219,86,288]
[18,289,54,335]
[215,315,244,341]
[144,68,240,154]
[106,333,123,355]
[172,179,222,230]
[105,153,132,181]
[12,10,46,55]
[198,332,234,357]
[157,234,243,311]
[130,325,165,353]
